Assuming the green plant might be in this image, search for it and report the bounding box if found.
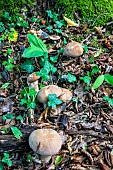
[67,73,76,83]
[1,153,12,167]
[103,96,113,106]
[22,34,57,81]
[47,94,62,108]
[2,58,15,71]
[11,126,23,139]
[20,87,37,109]
[92,74,113,90]
[1,82,11,89]
[54,155,63,166]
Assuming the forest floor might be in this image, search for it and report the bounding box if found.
[0,6,113,170]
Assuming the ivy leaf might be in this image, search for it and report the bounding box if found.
[92,75,104,89]
[28,88,37,97]
[27,102,36,109]
[55,155,63,166]
[1,82,10,89]
[8,28,18,42]
[48,94,62,108]
[67,73,76,83]
[36,68,50,81]
[50,55,58,63]
[104,74,113,86]
[2,153,12,167]
[80,76,91,85]
[21,60,34,73]
[2,114,14,121]
[22,45,44,58]
[11,126,22,139]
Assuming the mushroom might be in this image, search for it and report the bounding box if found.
[63,41,83,57]
[37,85,62,104]
[29,129,62,163]
[27,72,40,92]
[49,35,60,41]
[59,88,72,102]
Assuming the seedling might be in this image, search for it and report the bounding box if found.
[92,74,113,90]
[20,87,37,109]
[2,153,12,167]
[2,58,15,71]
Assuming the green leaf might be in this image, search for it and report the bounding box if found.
[26,154,31,162]
[0,162,3,170]
[55,155,63,166]
[46,10,53,18]
[47,26,53,33]
[22,45,44,58]
[92,75,104,89]
[2,153,12,167]
[36,68,50,81]
[104,74,113,86]
[48,94,62,108]
[82,44,88,54]
[27,102,36,109]
[16,115,23,120]
[91,64,100,76]
[80,76,91,85]
[2,114,14,121]
[28,88,37,97]
[20,98,27,105]
[67,73,76,83]
[27,34,48,52]
[21,60,34,73]
[54,29,62,34]
[50,55,58,63]
[103,96,113,106]
[1,83,10,89]
[72,97,78,103]
[11,126,22,139]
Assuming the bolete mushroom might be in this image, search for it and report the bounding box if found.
[37,85,62,104]
[63,41,83,57]
[59,88,72,102]
[29,129,62,163]
[27,72,40,92]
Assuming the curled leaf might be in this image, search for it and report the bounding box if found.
[64,16,79,27]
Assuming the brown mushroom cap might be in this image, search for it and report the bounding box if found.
[27,72,40,83]
[29,129,62,162]
[60,88,72,102]
[37,85,62,104]
[63,42,83,57]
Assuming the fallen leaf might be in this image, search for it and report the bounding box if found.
[64,16,79,27]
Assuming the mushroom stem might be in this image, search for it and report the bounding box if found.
[40,155,51,163]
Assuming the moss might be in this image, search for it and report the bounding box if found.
[56,0,113,26]
[0,0,36,21]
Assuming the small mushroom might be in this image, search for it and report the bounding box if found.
[63,41,83,57]
[37,85,62,104]
[60,88,72,102]
[29,129,62,163]
[27,72,40,92]
[27,72,40,83]
[49,35,60,41]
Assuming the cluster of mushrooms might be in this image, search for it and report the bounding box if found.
[28,41,83,163]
